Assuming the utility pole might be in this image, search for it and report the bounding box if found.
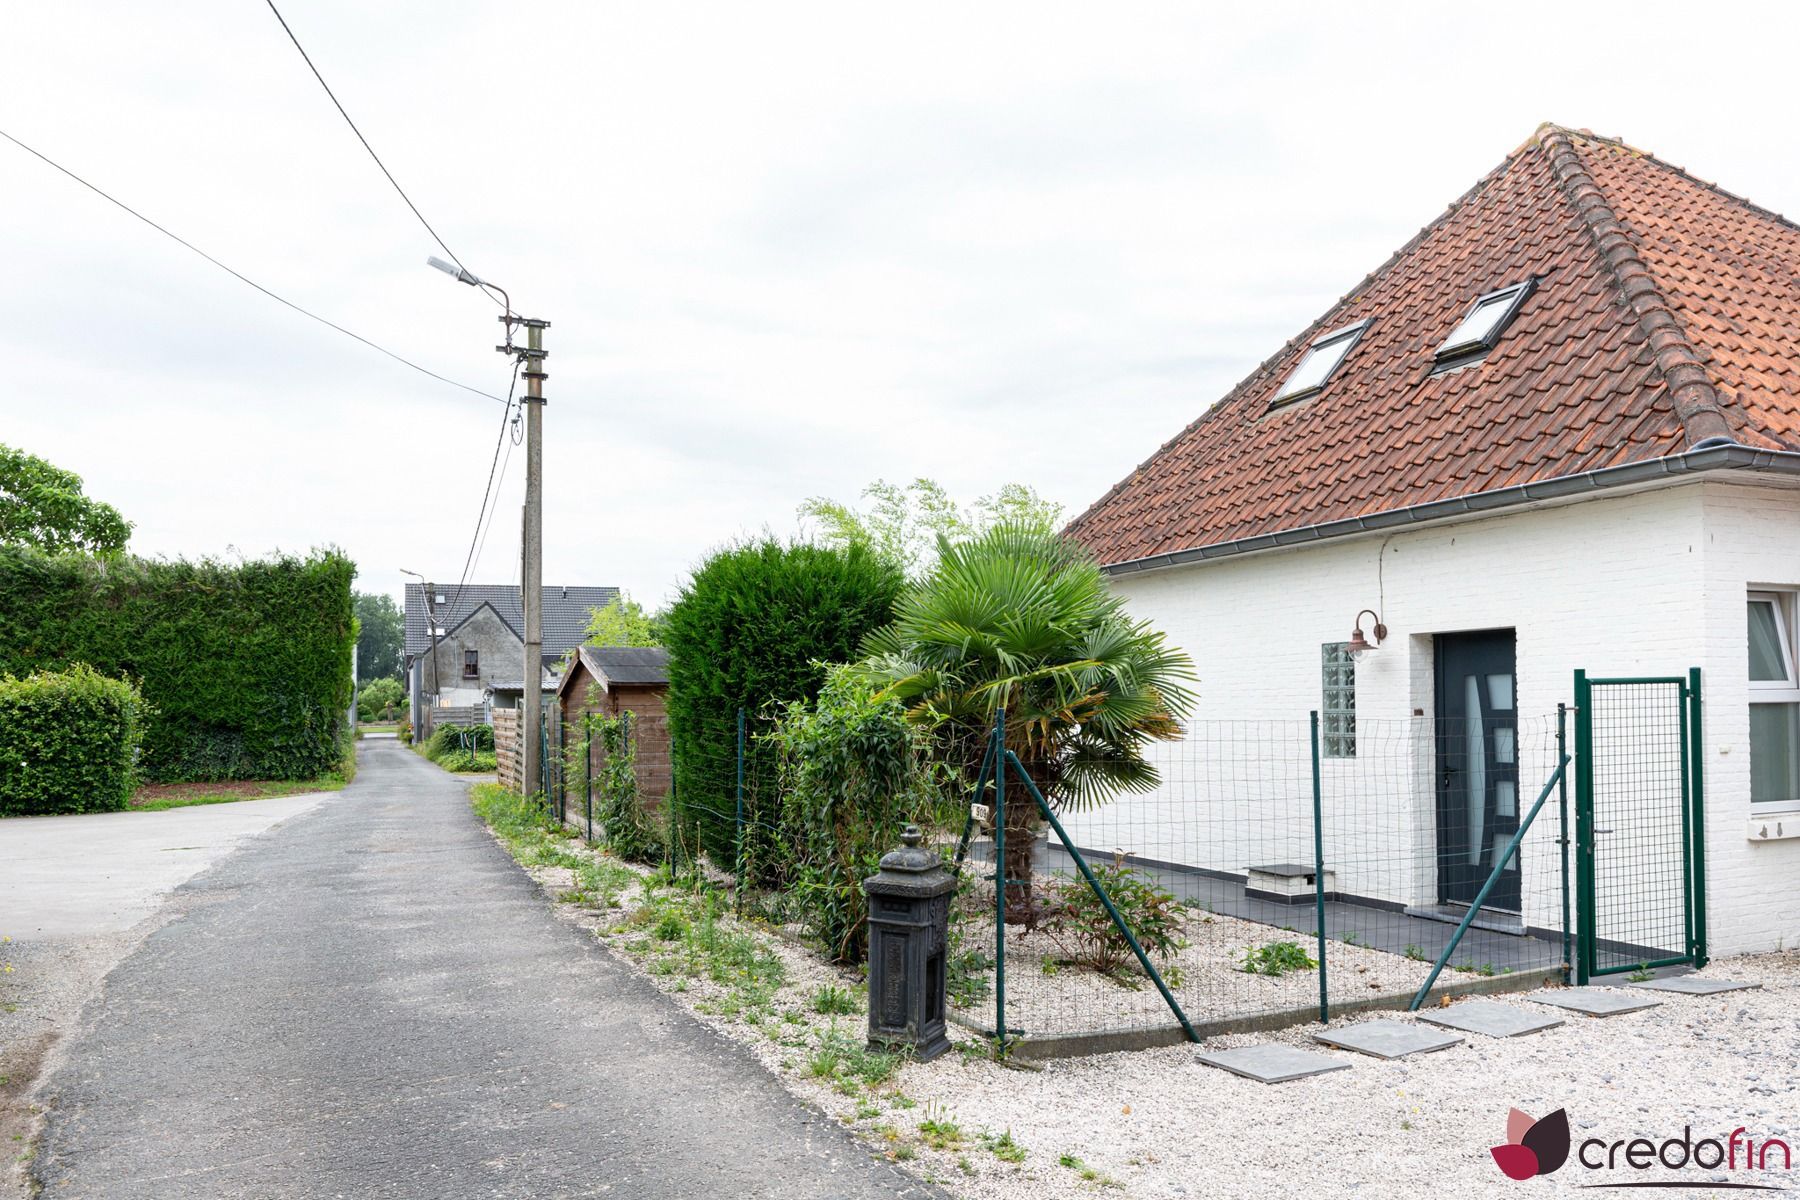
[513,316,549,797]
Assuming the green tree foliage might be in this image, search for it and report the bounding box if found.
[0,547,355,782]
[356,676,405,721]
[0,664,145,816]
[768,667,942,962]
[584,592,661,648]
[354,590,405,684]
[661,538,902,872]
[0,444,131,555]
[798,477,1063,576]
[856,524,1196,922]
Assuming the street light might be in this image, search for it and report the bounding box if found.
[427,260,548,799]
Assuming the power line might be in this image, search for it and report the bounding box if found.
[442,358,522,626]
[0,126,505,405]
[261,0,501,307]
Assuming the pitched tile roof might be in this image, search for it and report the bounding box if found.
[403,583,618,657]
[1065,125,1800,569]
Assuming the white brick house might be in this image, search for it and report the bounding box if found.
[1064,126,1800,961]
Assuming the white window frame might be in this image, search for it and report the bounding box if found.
[1271,320,1370,407]
[1748,590,1800,810]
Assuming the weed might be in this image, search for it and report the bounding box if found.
[1403,944,1427,962]
[957,1155,974,1175]
[812,984,858,1015]
[1340,931,1365,948]
[891,1145,916,1162]
[919,1117,965,1150]
[1239,941,1317,977]
[984,1129,1026,1163]
[1627,964,1654,983]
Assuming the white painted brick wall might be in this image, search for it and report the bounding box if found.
[1072,480,1800,958]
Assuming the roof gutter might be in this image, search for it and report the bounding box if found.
[1100,443,1800,577]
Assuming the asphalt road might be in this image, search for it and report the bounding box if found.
[32,740,938,1199]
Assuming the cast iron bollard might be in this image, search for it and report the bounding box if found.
[863,824,954,1062]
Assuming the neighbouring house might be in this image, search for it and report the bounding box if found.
[1062,124,1800,963]
[403,583,617,737]
[554,645,672,827]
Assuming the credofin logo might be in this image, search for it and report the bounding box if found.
[1492,1107,1571,1180]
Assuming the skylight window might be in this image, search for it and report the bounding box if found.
[1271,320,1370,407]
[1434,278,1536,368]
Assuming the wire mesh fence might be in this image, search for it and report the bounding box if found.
[950,714,1573,1047]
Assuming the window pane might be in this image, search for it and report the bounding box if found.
[1442,295,1511,352]
[1495,779,1516,818]
[1464,675,1485,863]
[1748,600,1789,682]
[1750,702,1800,804]
[1487,674,1514,711]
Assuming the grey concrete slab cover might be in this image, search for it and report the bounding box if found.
[1418,1000,1565,1038]
[1312,1019,1463,1059]
[1196,1044,1351,1083]
[32,741,940,1200]
[1629,976,1761,995]
[1527,987,1663,1016]
[0,792,329,939]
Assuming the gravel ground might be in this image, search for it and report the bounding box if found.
[945,880,1432,1038]
[501,827,1800,1199]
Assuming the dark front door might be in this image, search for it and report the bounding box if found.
[1435,630,1520,911]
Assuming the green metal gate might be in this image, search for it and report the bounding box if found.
[1572,669,1707,982]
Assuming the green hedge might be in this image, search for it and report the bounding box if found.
[0,664,144,815]
[0,548,354,782]
[662,538,901,871]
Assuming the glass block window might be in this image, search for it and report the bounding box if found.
[1321,642,1356,758]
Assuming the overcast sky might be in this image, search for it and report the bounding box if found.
[5,2,1798,608]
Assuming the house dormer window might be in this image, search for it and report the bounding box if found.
[1434,279,1536,371]
[1270,319,1370,408]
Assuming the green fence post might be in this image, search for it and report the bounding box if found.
[1557,702,1572,984]
[1003,749,1199,1043]
[1573,670,1594,986]
[558,715,567,824]
[735,706,746,903]
[1688,667,1708,967]
[584,717,594,843]
[992,707,1007,1050]
[1310,711,1329,1024]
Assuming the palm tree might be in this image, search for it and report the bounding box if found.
[856,523,1197,924]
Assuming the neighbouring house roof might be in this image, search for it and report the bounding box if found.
[403,584,618,658]
[1065,124,1800,571]
[573,645,670,689]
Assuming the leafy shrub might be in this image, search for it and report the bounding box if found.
[423,723,494,762]
[572,712,663,862]
[0,547,353,782]
[768,667,942,962]
[0,664,144,815]
[661,538,901,872]
[356,677,404,721]
[1038,864,1187,980]
[1239,940,1317,977]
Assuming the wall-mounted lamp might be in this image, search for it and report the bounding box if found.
[1347,609,1387,660]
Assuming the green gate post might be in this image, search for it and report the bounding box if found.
[1572,670,1594,985]
[1688,667,1708,968]
[1309,711,1329,1024]
[992,707,1008,1051]
[1557,703,1572,984]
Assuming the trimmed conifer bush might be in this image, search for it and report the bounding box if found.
[0,664,144,815]
[0,547,354,782]
[661,538,901,874]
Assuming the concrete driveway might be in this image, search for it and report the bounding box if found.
[0,792,330,941]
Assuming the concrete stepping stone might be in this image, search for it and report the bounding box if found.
[1418,1000,1564,1038]
[1196,1044,1350,1084]
[1312,1019,1462,1059]
[1527,987,1661,1017]
[1629,975,1760,996]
